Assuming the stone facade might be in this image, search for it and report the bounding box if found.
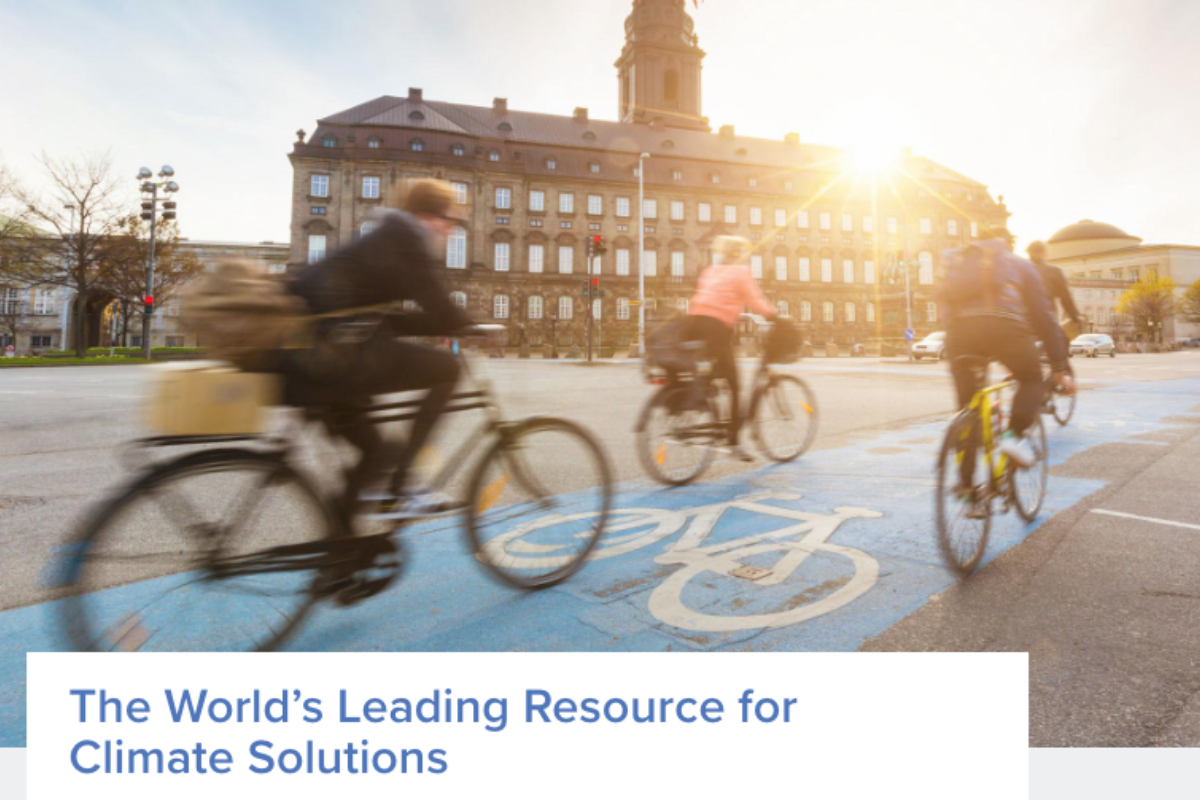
[286,0,1009,352]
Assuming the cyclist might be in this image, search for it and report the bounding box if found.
[1027,240,1083,399]
[684,235,777,461]
[941,224,1074,507]
[283,179,473,530]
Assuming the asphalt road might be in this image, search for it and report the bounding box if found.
[3,351,1200,747]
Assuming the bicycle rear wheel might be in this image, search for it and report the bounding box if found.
[935,411,992,575]
[751,374,819,462]
[466,418,613,589]
[58,449,332,652]
[635,384,718,486]
[1009,416,1049,522]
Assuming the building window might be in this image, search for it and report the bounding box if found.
[307,234,326,264]
[724,205,737,224]
[748,177,758,188]
[864,260,875,284]
[918,251,934,285]
[1110,268,1123,281]
[919,217,932,235]
[593,298,602,320]
[798,257,811,282]
[559,193,574,214]
[546,158,557,170]
[310,175,329,197]
[33,287,56,315]
[559,296,573,320]
[488,149,501,162]
[450,291,467,310]
[560,221,573,229]
[559,245,574,274]
[750,207,763,226]
[926,301,938,323]
[948,219,959,236]
[452,182,469,204]
[863,216,874,234]
[866,302,876,323]
[775,256,788,281]
[530,220,544,228]
[843,259,855,283]
[774,209,787,228]
[776,300,789,317]
[800,301,812,322]
[617,297,630,320]
[671,251,685,277]
[819,212,831,231]
[494,294,509,319]
[671,200,685,221]
[672,169,683,181]
[447,227,467,269]
[616,248,631,276]
[311,206,326,216]
[526,190,544,212]
[698,203,712,223]
[642,250,658,277]
[887,216,898,235]
[750,255,763,280]
[797,210,810,229]
[821,258,833,282]
[528,244,544,273]
[616,197,631,218]
[452,144,466,157]
[644,199,658,219]
[711,173,721,184]
[410,139,424,152]
[842,213,853,232]
[589,161,601,174]
[362,176,380,199]
[845,302,856,323]
[588,195,603,215]
[823,301,834,323]
[495,187,512,209]
[322,136,336,148]
[528,295,543,320]
[30,335,53,348]
[494,242,510,272]
[970,222,978,238]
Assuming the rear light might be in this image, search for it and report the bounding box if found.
[651,378,669,386]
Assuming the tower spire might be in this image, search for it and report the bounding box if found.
[616,0,709,131]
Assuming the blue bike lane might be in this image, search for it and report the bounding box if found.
[2,376,1198,746]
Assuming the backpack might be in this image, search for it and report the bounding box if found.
[942,244,1023,315]
[179,259,311,371]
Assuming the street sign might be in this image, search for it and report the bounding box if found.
[904,329,916,341]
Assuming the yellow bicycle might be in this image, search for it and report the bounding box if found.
[934,356,1048,574]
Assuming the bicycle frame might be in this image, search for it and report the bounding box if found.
[962,377,1015,491]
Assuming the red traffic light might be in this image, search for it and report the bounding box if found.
[593,235,602,244]
[144,295,154,306]
[592,278,599,285]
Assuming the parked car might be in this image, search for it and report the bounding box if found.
[911,331,946,361]
[1069,333,1116,358]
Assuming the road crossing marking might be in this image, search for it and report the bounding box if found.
[1090,509,1200,532]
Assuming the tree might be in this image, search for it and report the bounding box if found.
[1117,274,1176,343]
[7,152,127,356]
[96,214,203,345]
[1179,278,1200,325]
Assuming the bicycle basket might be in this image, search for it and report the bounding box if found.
[763,317,802,364]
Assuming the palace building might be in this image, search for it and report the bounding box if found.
[286,0,1009,351]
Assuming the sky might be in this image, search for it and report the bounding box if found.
[2,0,1199,248]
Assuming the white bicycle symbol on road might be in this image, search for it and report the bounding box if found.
[480,492,883,633]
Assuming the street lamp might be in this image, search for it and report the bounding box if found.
[549,309,559,360]
[136,165,180,359]
[637,152,650,358]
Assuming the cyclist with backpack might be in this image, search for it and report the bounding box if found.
[940,224,1074,485]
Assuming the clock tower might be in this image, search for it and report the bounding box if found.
[616,0,709,131]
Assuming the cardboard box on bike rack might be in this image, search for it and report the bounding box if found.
[143,361,280,436]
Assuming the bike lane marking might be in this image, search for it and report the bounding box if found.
[0,377,1198,745]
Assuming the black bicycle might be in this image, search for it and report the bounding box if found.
[55,325,614,652]
[634,318,818,486]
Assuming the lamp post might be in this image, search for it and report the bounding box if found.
[637,152,650,358]
[549,309,559,359]
[136,166,180,359]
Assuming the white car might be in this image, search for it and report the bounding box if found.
[1069,333,1116,358]
[911,331,947,361]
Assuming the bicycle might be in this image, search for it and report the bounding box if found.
[54,324,614,653]
[634,319,818,486]
[934,356,1048,575]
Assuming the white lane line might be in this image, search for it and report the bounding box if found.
[1121,440,1171,447]
[1091,509,1200,531]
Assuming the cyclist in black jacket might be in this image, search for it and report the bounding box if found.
[1027,240,1082,397]
[284,179,473,529]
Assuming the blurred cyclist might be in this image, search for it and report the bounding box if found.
[1027,240,1082,396]
[685,235,776,461]
[284,179,473,530]
[941,224,1074,499]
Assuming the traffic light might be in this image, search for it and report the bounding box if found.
[144,295,155,316]
[582,279,590,298]
[591,235,607,256]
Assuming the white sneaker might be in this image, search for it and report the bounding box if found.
[998,431,1037,469]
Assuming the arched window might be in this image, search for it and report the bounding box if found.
[450,291,467,310]
[410,139,425,152]
[664,69,680,104]
[776,300,790,317]
[822,301,834,322]
[845,302,856,323]
[446,227,467,269]
[493,295,509,319]
[866,302,875,323]
[409,111,426,121]
[558,296,573,320]
[498,122,513,132]
[800,301,812,322]
[919,251,934,285]
[528,295,544,320]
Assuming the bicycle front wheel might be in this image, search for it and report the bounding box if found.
[636,384,719,486]
[1009,416,1049,522]
[935,411,992,575]
[466,418,613,589]
[58,449,332,652]
[751,374,819,462]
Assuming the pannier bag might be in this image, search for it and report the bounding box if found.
[144,362,280,436]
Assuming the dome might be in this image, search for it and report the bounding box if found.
[1048,220,1140,245]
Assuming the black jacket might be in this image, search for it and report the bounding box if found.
[289,210,472,335]
[1034,260,1081,324]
